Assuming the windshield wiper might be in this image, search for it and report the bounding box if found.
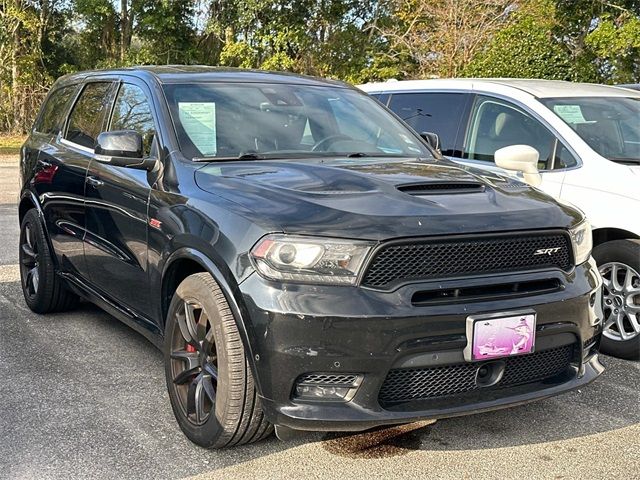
[345,152,413,158]
[193,153,266,162]
[609,157,640,164]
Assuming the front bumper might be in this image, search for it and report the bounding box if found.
[238,261,604,432]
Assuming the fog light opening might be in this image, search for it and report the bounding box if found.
[293,373,363,402]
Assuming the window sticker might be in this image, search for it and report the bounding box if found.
[178,102,217,155]
[553,105,586,124]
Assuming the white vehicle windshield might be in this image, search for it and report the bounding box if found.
[541,96,640,164]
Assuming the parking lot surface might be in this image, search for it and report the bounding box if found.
[0,156,638,479]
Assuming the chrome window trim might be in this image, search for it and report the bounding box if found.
[59,137,95,155]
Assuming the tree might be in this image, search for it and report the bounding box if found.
[555,0,640,83]
[464,0,574,80]
[381,0,515,79]
[208,0,392,81]
[0,0,58,132]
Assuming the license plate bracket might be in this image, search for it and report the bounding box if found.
[463,310,536,362]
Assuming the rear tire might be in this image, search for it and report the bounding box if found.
[164,272,273,448]
[19,209,79,314]
[593,240,640,360]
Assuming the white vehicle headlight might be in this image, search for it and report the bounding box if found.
[250,234,372,285]
[569,219,592,265]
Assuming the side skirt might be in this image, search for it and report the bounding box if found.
[59,271,164,349]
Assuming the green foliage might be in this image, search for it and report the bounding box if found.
[554,0,640,83]
[1,0,640,134]
[585,14,640,83]
[219,41,258,68]
[464,1,573,80]
[210,0,394,80]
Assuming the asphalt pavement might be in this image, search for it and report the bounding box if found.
[0,156,638,479]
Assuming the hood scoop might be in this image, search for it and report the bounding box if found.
[397,181,486,196]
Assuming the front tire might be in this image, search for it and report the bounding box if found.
[593,240,640,360]
[164,272,272,448]
[19,209,78,313]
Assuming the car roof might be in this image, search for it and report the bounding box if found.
[358,78,640,99]
[54,65,350,88]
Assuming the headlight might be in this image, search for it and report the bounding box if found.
[250,234,372,285]
[569,219,592,265]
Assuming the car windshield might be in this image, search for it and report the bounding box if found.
[541,96,640,164]
[162,82,431,161]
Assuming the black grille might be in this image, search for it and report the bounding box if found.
[378,344,574,405]
[296,373,359,386]
[362,233,572,289]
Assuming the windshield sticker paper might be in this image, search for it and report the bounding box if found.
[553,104,586,124]
[178,102,217,155]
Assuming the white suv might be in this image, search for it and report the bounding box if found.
[360,79,640,359]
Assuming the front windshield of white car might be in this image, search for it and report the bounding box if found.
[541,96,640,164]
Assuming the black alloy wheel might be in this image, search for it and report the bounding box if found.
[19,209,78,313]
[20,220,41,299]
[169,299,219,425]
[164,273,273,448]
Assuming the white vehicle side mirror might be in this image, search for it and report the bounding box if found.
[495,145,542,187]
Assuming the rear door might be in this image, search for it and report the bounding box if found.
[36,81,115,280]
[83,78,158,317]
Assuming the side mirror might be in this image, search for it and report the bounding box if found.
[494,145,542,187]
[420,132,441,153]
[95,130,156,171]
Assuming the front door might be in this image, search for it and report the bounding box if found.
[454,95,579,198]
[84,80,158,317]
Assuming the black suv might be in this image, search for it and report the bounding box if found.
[19,66,603,448]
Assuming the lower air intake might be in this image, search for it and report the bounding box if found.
[378,344,574,405]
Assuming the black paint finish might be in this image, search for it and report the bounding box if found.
[19,67,603,432]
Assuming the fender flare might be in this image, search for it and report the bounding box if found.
[161,247,263,392]
[19,190,60,271]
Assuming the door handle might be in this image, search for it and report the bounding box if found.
[86,176,104,188]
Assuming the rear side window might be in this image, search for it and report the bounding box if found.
[34,86,77,135]
[388,92,468,156]
[65,82,115,149]
[109,84,156,156]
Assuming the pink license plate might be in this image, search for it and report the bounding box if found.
[468,313,536,361]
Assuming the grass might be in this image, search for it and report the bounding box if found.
[0,134,25,155]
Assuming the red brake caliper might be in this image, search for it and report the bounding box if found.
[186,344,198,381]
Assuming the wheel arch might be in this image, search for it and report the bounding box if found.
[18,190,60,271]
[592,227,640,248]
[18,191,41,224]
[160,247,263,392]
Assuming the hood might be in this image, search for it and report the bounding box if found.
[194,158,582,240]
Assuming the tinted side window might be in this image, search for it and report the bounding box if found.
[369,93,390,106]
[65,82,115,149]
[109,84,156,156]
[388,92,467,156]
[464,96,577,170]
[34,86,77,134]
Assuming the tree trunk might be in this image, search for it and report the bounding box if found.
[11,5,22,132]
[120,0,128,62]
